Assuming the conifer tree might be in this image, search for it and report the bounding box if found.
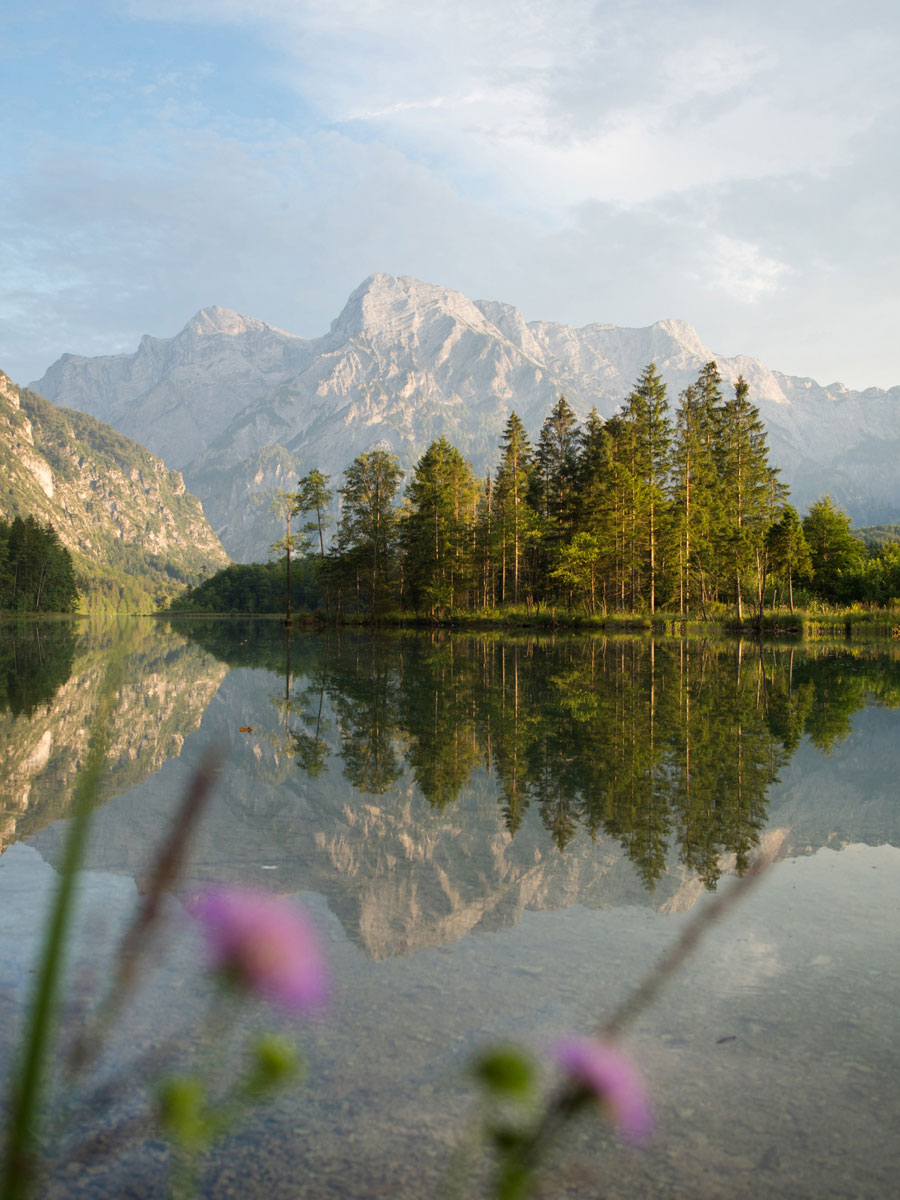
[573,408,618,612]
[621,363,672,612]
[495,412,535,606]
[402,437,478,614]
[802,496,866,601]
[336,450,403,614]
[765,504,811,612]
[296,468,333,609]
[688,361,726,610]
[671,383,710,614]
[0,516,79,613]
[717,375,782,618]
[532,395,580,602]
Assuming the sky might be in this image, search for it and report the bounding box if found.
[1,0,898,390]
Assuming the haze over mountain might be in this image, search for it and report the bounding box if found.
[33,274,900,563]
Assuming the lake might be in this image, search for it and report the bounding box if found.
[1,618,899,1198]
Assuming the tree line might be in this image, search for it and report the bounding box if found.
[281,361,897,620]
[0,516,79,614]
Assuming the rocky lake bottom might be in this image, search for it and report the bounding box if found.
[1,620,899,1197]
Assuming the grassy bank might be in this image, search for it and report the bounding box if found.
[178,602,900,641]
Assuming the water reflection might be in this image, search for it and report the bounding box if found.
[0,620,227,853]
[0,619,77,718]
[4,622,900,1198]
[172,621,900,893]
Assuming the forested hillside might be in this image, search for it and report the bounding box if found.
[0,370,229,610]
[0,516,78,613]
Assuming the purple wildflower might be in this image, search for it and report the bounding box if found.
[191,887,329,1012]
[554,1037,652,1141]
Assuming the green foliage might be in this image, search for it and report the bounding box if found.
[803,496,867,602]
[473,1047,537,1100]
[765,505,812,612]
[0,375,227,611]
[0,516,78,614]
[494,412,537,606]
[331,450,404,616]
[272,372,895,623]
[402,437,479,614]
[169,559,322,614]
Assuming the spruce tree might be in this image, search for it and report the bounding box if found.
[622,363,672,612]
[765,504,811,612]
[402,437,478,614]
[717,375,782,618]
[495,412,535,606]
[295,468,333,611]
[802,496,866,602]
[336,450,403,614]
[532,395,580,602]
[574,409,618,613]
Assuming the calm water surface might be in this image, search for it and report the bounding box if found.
[1,618,899,1198]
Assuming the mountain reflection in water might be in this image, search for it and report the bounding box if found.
[175,619,900,891]
[2,620,900,1199]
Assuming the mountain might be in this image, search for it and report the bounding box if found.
[0,371,228,608]
[1,621,228,856]
[31,275,900,562]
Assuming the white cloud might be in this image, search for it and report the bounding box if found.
[124,0,895,215]
[699,235,789,303]
[3,0,899,390]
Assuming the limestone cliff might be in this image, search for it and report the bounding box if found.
[32,275,900,561]
[0,371,228,609]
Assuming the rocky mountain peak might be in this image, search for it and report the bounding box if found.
[330,273,498,343]
[27,274,900,562]
[181,305,275,339]
[650,318,713,360]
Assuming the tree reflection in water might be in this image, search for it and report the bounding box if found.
[173,620,900,892]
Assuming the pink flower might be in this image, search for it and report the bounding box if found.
[191,887,329,1012]
[553,1037,652,1142]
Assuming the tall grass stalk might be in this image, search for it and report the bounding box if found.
[1,650,127,1200]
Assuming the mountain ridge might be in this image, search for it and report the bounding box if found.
[31,274,900,562]
[0,370,229,608]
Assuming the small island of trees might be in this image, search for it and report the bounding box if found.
[171,360,900,626]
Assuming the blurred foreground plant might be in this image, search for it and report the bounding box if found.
[160,887,330,1196]
[451,850,773,1199]
[1,641,770,1199]
[0,645,329,1200]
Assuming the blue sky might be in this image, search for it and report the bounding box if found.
[2,0,898,389]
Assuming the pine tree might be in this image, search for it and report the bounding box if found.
[574,409,619,613]
[402,437,478,614]
[295,468,333,609]
[495,412,535,606]
[621,363,672,612]
[1,516,79,613]
[685,362,725,612]
[765,505,811,612]
[671,383,711,614]
[717,376,782,618]
[336,450,404,614]
[532,395,580,602]
[802,496,866,602]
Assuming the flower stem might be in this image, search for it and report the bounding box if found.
[1,650,126,1200]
